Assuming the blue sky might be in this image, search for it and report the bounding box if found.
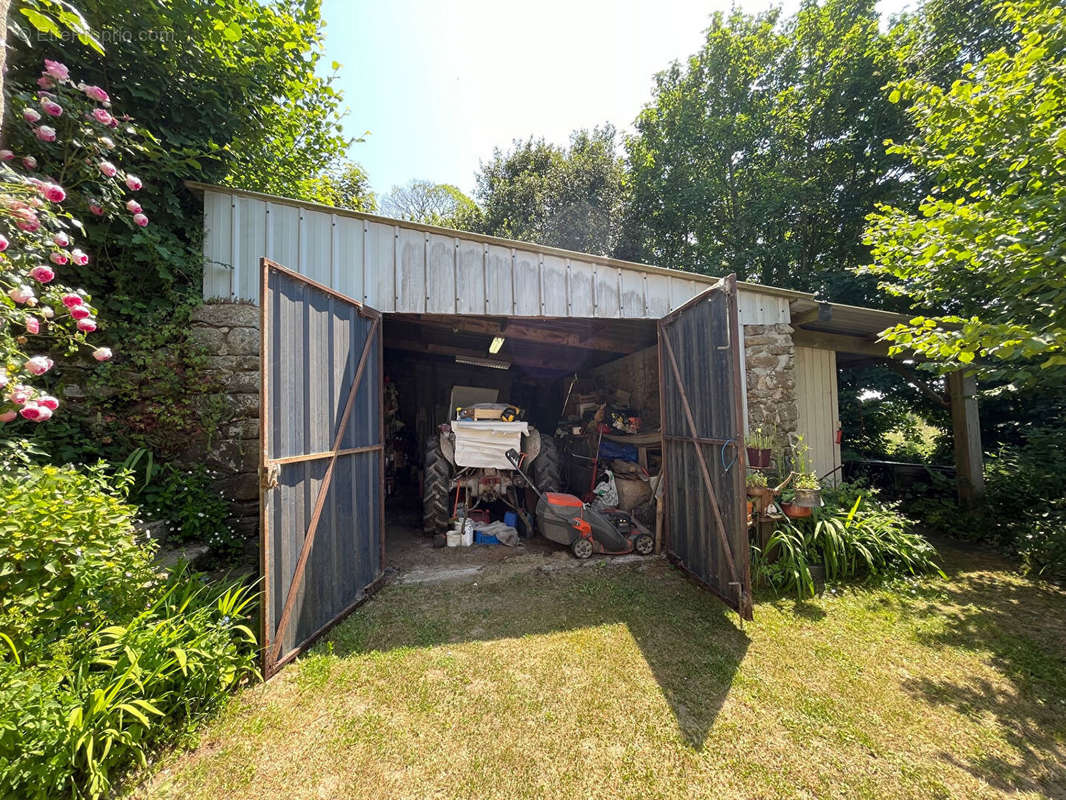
[320,0,912,201]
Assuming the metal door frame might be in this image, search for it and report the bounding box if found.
[259,258,385,677]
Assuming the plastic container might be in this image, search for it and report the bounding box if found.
[446,531,462,547]
[503,511,518,528]
[461,527,473,547]
[469,509,491,525]
[474,531,501,545]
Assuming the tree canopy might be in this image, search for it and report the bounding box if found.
[381,180,476,227]
[863,0,1066,384]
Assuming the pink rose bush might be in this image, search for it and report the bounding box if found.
[0,61,151,424]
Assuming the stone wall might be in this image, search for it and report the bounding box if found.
[188,302,260,533]
[743,323,798,449]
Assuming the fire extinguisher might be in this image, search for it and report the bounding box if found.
[835,422,843,444]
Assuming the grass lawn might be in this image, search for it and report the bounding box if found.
[133,543,1066,800]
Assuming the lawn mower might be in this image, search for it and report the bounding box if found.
[505,448,654,559]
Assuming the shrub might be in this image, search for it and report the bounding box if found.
[0,460,257,798]
[753,482,943,597]
[0,463,158,659]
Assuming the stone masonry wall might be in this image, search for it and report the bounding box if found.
[188,302,260,534]
[744,323,798,451]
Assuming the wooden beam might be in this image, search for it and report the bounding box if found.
[793,328,891,357]
[790,307,823,326]
[384,336,579,371]
[400,314,646,353]
[948,370,984,505]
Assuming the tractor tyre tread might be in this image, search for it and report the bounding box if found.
[422,436,452,535]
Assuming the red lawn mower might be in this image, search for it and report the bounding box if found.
[506,448,654,559]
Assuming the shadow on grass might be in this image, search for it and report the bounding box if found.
[898,543,1066,796]
[324,562,750,750]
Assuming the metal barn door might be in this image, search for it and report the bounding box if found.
[658,274,752,619]
[259,258,384,677]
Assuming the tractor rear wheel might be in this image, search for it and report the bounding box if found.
[531,434,561,493]
[422,436,452,535]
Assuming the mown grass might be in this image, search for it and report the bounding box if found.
[133,543,1066,800]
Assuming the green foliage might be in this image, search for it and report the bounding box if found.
[473,126,627,256]
[917,425,1066,583]
[7,0,103,54]
[746,470,768,488]
[753,483,943,597]
[863,0,1066,383]
[0,461,257,798]
[626,0,909,302]
[381,179,477,227]
[747,426,775,451]
[0,463,156,658]
[124,449,242,557]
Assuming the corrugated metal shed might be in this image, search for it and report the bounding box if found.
[191,182,793,328]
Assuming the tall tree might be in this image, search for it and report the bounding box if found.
[381,180,476,227]
[474,126,626,256]
[625,0,909,304]
[862,0,1066,385]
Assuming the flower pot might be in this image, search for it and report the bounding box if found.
[793,488,821,508]
[746,485,773,515]
[746,500,754,520]
[781,502,812,519]
[746,447,772,469]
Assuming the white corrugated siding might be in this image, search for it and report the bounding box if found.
[200,187,792,326]
[794,345,842,485]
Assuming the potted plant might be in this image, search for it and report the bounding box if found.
[780,500,813,519]
[789,438,821,507]
[746,470,773,514]
[793,471,822,507]
[746,426,774,468]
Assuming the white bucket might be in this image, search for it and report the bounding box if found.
[446,531,462,547]
[461,527,473,547]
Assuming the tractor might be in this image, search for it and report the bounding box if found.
[421,387,560,534]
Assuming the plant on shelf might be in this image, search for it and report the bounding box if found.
[746,426,775,468]
[746,471,768,490]
[790,436,822,507]
[746,470,774,515]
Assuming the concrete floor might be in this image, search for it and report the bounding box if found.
[383,487,652,585]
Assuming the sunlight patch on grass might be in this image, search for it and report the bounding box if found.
[134,552,1066,800]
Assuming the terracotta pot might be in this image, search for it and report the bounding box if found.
[746,447,772,469]
[794,488,821,508]
[781,502,812,519]
[746,501,754,520]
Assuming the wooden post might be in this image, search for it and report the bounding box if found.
[948,370,984,504]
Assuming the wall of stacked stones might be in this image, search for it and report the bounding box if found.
[743,323,799,452]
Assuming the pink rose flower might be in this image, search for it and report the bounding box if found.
[0,234,7,251]
[49,251,68,266]
[0,410,16,423]
[133,213,149,227]
[82,85,109,103]
[30,265,55,283]
[125,175,142,191]
[9,286,35,304]
[25,356,53,376]
[44,59,69,81]
[52,232,70,247]
[23,108,41,123]
[70,304,91,319]
[89,203,104,216]
[21,403,52,422]
[71,249,89,266]
[92,347,113,362]
[25,316,40,335]
[38,395,59,411]
[126,199,142,214]
[35,126,56,142]
[21,155,37,170]
[92,108,113,125]
[42,183,66,203]
[98,160,117,177]
[40,306,54,319]
[41,99,63,117]
[77,317,97,333]
[36,75,54,90]
[9,385,31,405]
[61,293,83,308]
[0,150,13,160]
[17,217,40,233]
